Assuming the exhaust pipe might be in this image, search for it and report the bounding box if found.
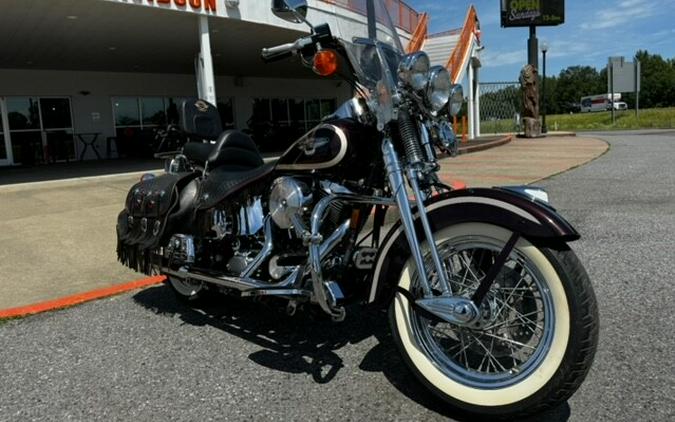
[163,219,351,294]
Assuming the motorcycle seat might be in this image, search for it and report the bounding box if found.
[197,162,276,209]
[182,130,263,170]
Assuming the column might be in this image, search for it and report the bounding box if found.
[474,67,481,138]
[197,15,217,105]
[467,62,475,140]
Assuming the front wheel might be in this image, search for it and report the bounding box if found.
[389,222,598,418]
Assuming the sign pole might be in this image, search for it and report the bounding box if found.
[610,63,615,125]
[635,59,640,120]
[527,26,538,69]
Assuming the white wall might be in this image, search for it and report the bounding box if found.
[101,0,414,43]
[0,68,351,160]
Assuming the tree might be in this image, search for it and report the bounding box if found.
[553,66,604,112]
[634,50,675,108]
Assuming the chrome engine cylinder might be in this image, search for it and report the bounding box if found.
[269,177,310,229]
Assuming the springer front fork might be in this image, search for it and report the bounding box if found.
[381,138,452,297]
[382,137,490,326]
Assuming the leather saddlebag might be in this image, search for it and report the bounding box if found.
[116,172,197,274]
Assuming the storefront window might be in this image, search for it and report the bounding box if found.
[40,98,73,129]
[320,99,336,118]
[7,97,40,130]
[305,99,321,122]
[141,97,166,127]
[0,103,6,160]
[165,98,181,125]
[113,97,140,126]
[247,97,337,153]
[217,98,235,130]
[271,99,289,124]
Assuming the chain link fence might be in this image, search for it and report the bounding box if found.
[479,82,522,134]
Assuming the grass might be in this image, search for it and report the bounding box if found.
[480,107,675,134]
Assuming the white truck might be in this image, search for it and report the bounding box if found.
[580,94,627,113]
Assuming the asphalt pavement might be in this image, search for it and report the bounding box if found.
[1,131,674,421]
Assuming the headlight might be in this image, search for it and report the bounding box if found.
[398,52,430,92]
[426,66,451,112]
[448,84,463,117]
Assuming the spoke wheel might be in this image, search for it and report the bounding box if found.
[389,222,598,418]
[411,237,555,389]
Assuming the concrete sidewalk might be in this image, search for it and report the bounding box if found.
[0,136,607,311]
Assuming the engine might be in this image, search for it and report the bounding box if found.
[165,197,266,275]
[268,176,348,233]
[165,176,351,282]
[269,177,311,230]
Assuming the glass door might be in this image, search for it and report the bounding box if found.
[40,97,76,162]
[6,97,44,165]
[0,98,13,166]
[5,96,75,165]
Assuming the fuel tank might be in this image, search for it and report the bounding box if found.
[276,118,378,181]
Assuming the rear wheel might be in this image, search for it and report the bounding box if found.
[389,222,598,418]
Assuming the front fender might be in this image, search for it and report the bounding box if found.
[367,188,579,305]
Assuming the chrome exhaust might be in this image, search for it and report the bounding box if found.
[162,219,352,297]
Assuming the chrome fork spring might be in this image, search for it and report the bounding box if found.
[398,109,424,166]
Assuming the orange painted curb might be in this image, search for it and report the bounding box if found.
[0,275,166,319]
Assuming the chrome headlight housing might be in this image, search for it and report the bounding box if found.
[398,52,430,92]
[448,84,464,117]
[426,66,452,112]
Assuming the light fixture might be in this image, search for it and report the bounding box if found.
[66,15,78,20]
[540,42,549,53]
[108,46,117,51]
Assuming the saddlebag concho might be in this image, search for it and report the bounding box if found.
[116,172,197,274]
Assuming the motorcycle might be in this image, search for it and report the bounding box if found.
[116,0,598,418]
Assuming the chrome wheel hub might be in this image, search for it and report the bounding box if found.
[409,236,555,389]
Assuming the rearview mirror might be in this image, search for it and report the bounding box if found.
[271,0,308,24]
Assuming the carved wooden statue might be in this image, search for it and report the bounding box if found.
[519,64,541,137]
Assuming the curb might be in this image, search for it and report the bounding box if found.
[0,275,166,320]
[458,134,513,155]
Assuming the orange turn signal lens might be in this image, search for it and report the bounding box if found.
[313,49,338,76]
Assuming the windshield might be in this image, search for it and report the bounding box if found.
[323,0,405,127]
[326,0,404,51]
[324,0,403,86]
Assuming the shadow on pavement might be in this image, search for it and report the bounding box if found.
[132,284,570,422]
[0,158,163,186]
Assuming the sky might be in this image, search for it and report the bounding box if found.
[406,0,675,81]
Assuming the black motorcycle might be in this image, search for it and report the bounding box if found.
[116,0,598,418]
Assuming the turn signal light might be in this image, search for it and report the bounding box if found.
[313,49,338,76]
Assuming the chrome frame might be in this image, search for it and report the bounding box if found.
[241,218,274,278]
[306,190,396,319]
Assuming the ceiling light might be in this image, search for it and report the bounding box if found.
[108,47,117,51]
[66,15,78,20]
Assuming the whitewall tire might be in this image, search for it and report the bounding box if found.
[389,223,598,418]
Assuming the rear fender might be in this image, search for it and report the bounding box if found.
[367,188,579,306]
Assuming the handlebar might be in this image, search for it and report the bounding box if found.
[260,36,314,63]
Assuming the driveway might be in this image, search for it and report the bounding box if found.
[0,131,673,421]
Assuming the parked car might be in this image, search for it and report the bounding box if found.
[611,101,628,111]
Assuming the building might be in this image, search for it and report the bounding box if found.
[0,0,480,167]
